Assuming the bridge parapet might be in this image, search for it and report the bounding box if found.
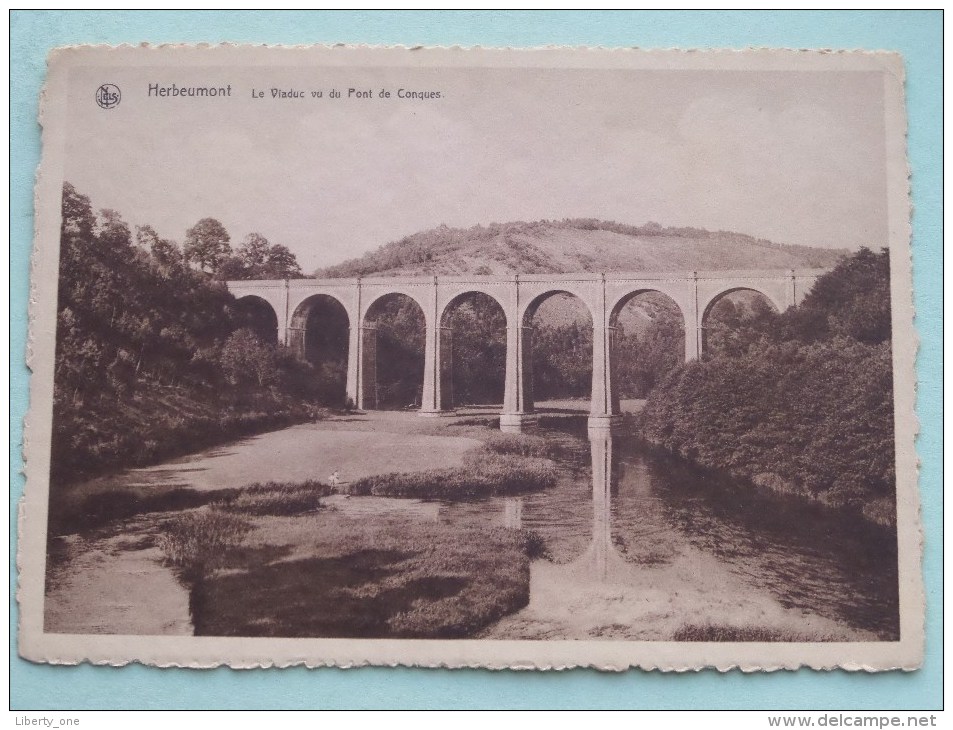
[240,268,830,288]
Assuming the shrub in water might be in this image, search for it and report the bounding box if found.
[481,432,552,459]
[464,452,558,492]
[348,454,558,499]
[516,529,550,560]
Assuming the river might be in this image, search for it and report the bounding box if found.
[459,420,898,640]
[45,412,899,640]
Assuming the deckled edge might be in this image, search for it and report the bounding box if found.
[17,43,922,674]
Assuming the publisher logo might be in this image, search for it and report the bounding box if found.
[95,84,121,109]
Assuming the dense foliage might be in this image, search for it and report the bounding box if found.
[614,298,685,398]
[443,294,507,405]
[215,232,303,280]
[52,183,317,484]
[641,248,895,524]
[531,321,593,400]
[367,296,427,408]
[357,291,685,407]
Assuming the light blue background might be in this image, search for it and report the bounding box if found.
[10,10,942,710]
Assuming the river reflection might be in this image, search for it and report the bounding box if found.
[444,421,899,640]
[48,414,900,640]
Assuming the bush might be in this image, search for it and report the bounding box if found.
[516,529,550,560]
[349,453,558,499]
[640,249,896,525]
[481,431,553,458]
[219,329,277,388]
[156,509,250,579]
[212,480,332,516]
[50,386,320,486]
[642,338,895,517]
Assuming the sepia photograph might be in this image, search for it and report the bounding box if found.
[18,44,920,671]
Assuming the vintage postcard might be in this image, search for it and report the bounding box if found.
[19,45,921,670]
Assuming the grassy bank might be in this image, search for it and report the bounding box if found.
[48,477,331,538]
[56,427,556,638]
[147,479,534,638]
[51,383,326,487]
[348,433,560,499]
[137,432,554,639]
[179,511,534,638]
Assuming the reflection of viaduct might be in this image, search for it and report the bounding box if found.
[501,433,629,582]
[227,269,827,430]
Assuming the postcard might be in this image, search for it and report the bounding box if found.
[19,45,921,670]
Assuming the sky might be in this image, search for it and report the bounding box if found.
[63,61,889,272]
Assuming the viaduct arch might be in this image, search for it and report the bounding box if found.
[228,268,827,431]
[287,292,350,364]
[439,292,509,409]
[232,294,280,345]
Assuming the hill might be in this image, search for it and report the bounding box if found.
[315,219,846,278]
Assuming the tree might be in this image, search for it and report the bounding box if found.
[215,255,250,280]
[444,295,506,405]
[532,321,593,400]
[51,184,333,485]
[237,232,270,268]
[370,297,426,408]
[216,233,304,280]
[61,182,95,240]
[785,247,891,345]
[184,218,231,273]
[615,303,684,397]
[96,209,132,250]
[703,293,776,358]
[220,328,277,388]
[135,224,160,250]
[262,243,303,279]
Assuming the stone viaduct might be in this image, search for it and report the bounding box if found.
[226,269,828,430]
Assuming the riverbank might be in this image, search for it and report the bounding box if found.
[49,415,486,536]
[50,383,326,487]
[631,411,896,529]
[45,412,518,636]
[636,335,896,528]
